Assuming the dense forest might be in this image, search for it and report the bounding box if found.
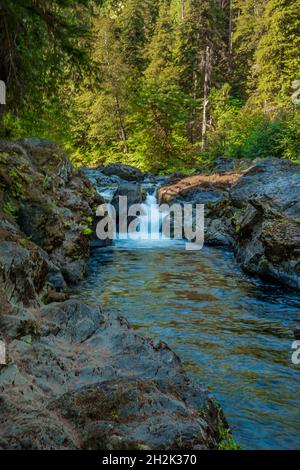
[1,0,299,172]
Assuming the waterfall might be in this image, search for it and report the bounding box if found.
[127,187,168,241]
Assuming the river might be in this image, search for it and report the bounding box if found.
[74,175,300,450]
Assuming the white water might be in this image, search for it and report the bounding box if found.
[127,190,169,242]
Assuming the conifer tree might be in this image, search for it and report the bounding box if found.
[72,16,132,161]
[0,0,101,110]
[144,0,179,86]
[177,0,228,146]
[118,0,160,73]
[250,0,300,111]
[232,0,267,99]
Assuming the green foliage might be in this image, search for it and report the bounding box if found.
[249,0,300,111]
[218,428,241,451]
[1,0,299,172]
[207,84,300,162]
[83,227,93,236]
[128,83,193,172]
[3,201,17,218]
[0,0,102,104]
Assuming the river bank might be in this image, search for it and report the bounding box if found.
[0,140,228,450]
[158,157,300,291]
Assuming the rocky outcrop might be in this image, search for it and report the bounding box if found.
[112,181,146,208]
[100,163,144,182]
[158,173,239,205]
[0,141,228,450]
[0,139,102,306]
[0,299,227,450]
[230,158,300,289]
[158,173,239,247]
[159,158,300,289]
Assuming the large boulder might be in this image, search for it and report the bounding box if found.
[158,158,300,289]
[0,299,228,450]
[212,157,254,174]
[158,173,239,205]
[110,182,146,231]
[229,159,300,288]
[229,158,300,212]
[101,163,144,182]
[0,241,48,307]
[158,173,239,247]
[112,181,145,207]
[0,139,103,297]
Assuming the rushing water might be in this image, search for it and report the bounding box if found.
[75,177,300,450]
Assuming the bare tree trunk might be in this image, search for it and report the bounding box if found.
[115,95,128,153]
[201,46,211,151]
[0,80,6,132]
[190,70,198,144]
[181,0,185,21]
[104,32,128,153]
[228,0,232,53]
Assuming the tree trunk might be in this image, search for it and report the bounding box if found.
[229,0,232,53]
[201,46,211,151]
[0,80,6,131]
[181,0,185,21]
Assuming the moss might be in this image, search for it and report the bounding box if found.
[75,388,131,423]
[218,428,241,450]
[111,410,121,422]
[83,227,93,236]
[0,152,9,164]
[3,201,18,219]
[174,435,183,448]
[19,237,32,248]
[135,443,148,450]
[17,319,41,338]
[259,258,269,269]
[83,185,96,199]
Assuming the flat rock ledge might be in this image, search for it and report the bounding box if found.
[0,299,227,450]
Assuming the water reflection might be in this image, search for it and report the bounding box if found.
[74,240,300,450]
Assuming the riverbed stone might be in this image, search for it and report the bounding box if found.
[101,163,144,182]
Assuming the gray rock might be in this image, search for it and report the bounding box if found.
[0,242,48,307]
[101,163,144,182]
[158,158,300,289]
[213,157,237,173]
[0,300,227,450]
[229,158,300,216]
[47,269,67,292]
[111,181,146,230]
[0,364,28,386]
[62,259,87,285]
[229,159,300,288]
[0,308,37,339]
[112,181,145,208]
